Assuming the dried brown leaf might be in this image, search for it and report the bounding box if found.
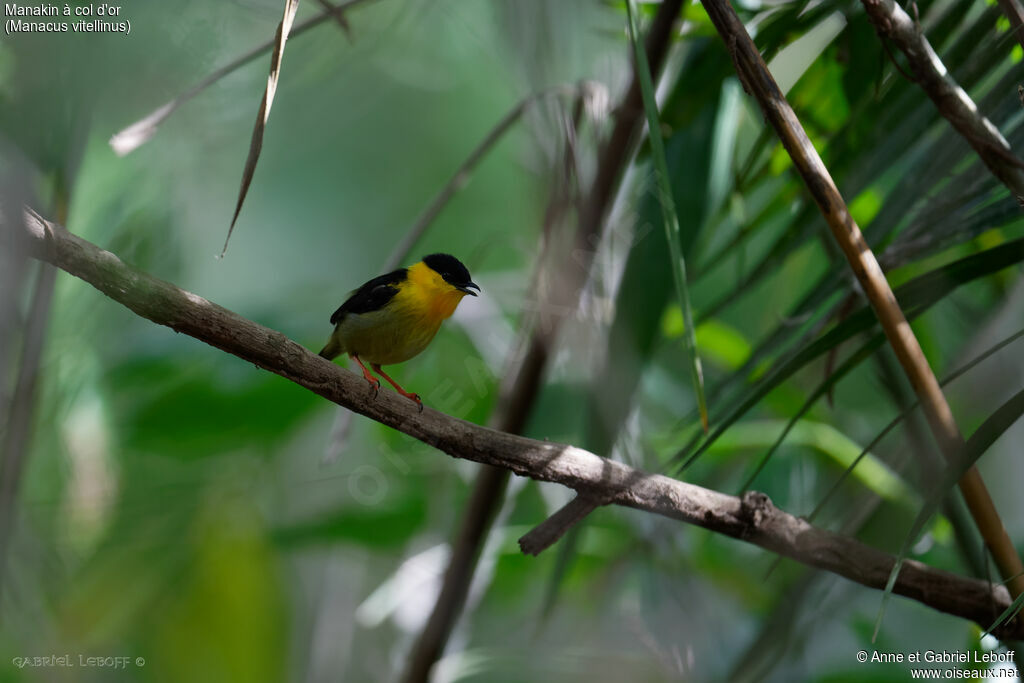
[221,0,301,258]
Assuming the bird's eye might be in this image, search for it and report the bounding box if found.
[442,272,451,279]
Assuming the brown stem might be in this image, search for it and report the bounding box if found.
[861,0,1024,203]
[995,0,1024,56]
[0,263,56,595]
[518,0,689,556]
[0,191,66,598]
[399,336,543,683]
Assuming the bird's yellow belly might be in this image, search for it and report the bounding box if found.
[336,307,442,365]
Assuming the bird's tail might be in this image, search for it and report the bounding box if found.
[318,335,342,361]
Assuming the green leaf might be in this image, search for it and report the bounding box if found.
[273,491,427,549]
[986,584,1024,636]
[663,312,751,370]
[738,333,885,492]
[106,357,319,459]
[703,420,913,504]
[626,0,708,431]
[150,498,288,683]
[673,236,1024,473]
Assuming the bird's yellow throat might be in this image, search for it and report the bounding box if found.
[401,261,468,324]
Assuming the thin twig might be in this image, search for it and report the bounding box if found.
[383,83,586,272]
[14,211,1024,639]
[314,0,353,39]
[0,263,56,595]
[109,0,379,156]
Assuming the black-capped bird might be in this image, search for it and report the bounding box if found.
[319,253,479,410]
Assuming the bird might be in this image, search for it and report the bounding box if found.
[318,253,479,411]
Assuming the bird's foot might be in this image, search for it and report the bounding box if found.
[353,356,380,399]
[399,391,423,413]
[370,363,423,412]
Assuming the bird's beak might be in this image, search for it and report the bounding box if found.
[458,282,480,296]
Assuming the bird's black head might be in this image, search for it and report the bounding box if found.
[422,253,480,296]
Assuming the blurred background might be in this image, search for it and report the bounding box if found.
[1,0,1023,680]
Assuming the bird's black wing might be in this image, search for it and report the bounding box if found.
[329,268,407,324]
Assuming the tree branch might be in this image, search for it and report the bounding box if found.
[314,0,353,40]
[13,210,1023,640]
[861,0,1024,204]
[995,0,1024,54]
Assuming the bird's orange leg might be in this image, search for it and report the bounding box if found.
[371,363,423,412]
[351,355,380,398]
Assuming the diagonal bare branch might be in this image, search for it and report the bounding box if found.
[14,210,1024,640]
[314,0,353,38]
[382,83,591,272]
[861,0,1024,203]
